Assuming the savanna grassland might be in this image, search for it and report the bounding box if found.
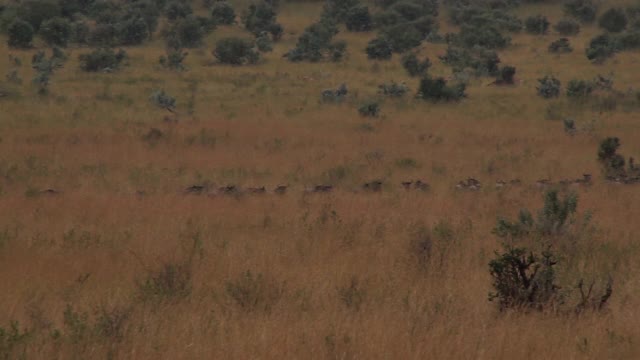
[1,0,640,358]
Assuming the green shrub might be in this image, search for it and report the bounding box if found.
[78,48,127,72]
[599,8,627,33]
[598,137,625,177]
[439,46,501,77]
[255,31,273,52]
[358,101,380,117]
[345,5,372,32]
[525,15,550,35]
[243,2,282,39]
[564,0,598,24]
[40,17,72,47]
[401,52,431,77]
[159,48,188,71]
[285,20,345,62]
[214,37,259,65]
[137,261,192,302]
[17,0,60,31]
[322,0,360,22]
[7,19,34,48]
[554,19,580,35]
[536,76,561,98]
[321,84,348,103]
[373,10,402,28]
[378,81,409,97]
[455,24,510,49]
[566,79,594,99]
[150,89,176,112]
[117,16,150,46]
[211,1,236,25]
[548,38,573,53]
[366,37,393,60]
[165,1,192,20]
[585,34,618,62]
[496,65,516,85]
[225,271,283,312]
[165,15,206,48]
[417,76,466,102]
[381,22,423,53]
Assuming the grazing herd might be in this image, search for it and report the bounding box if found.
[26,173,640,198]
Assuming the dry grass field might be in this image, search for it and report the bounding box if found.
[1,0,640,358]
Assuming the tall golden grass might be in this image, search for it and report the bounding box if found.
[1,0,640,358]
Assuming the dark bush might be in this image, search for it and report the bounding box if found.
[214,37,259,65]
[366,37,393,60]
[585,34,618,62]
[536,76,561,99]
[381,23,423,53]
[373,10,402,28]
[358,101,380,117]
[598,137,626,177]
[17,0,60,31]
[211,1,236,25]
[117,16,149,45]
[78,48,127,72]
[321,83,348,103]
[165,1,192,20]
[322,0,360,22]
[566,79,593,99]
[159,48,188,71]
[7,19,34,48]
[39,17,72,47]
[439,46,501,77]
[165,15,206,48]
[599,8,628,33]
[548,38,573,53]
[496,65,515,85]
[345,5,372,32]
[455,24,510,49]
[410,15,438,38]
[554,19,580,35]
[378,81,409,97]
[389,1,423,21]
[401,52,431,77]
[255,31,273,52]
[89,24,118,46]
[70,20,90,44]
[243,2,281,39]
[564,0,598,23]
[489,247,559,311]
[285,20,344,62]
[417,76,466,102]
[616,31,640,50]
[525,15,550,35]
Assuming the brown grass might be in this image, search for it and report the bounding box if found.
[1,0,640,358]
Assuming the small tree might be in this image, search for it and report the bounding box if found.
[8,19,34,48]
[150,89,176,113]
[549,38,573,53]
[401,52,431,77]
[536,76,561,98]
[496,66,516,85]
[417,76,466,102]
[255,32,273,52]
[525,15,550,35]
[564,0,598,24]
[586,34,618,62]
[78,48,127,72]
[566,79,593,99]
[40,17,72,47]
[345,5,372,32]
[159,47,188,71]
[598,137,626,177]
[214,37,259,65]
[365,37,393,60]
[599,8,628,33]
[381,23,423,53]
[358,101,380,117]
[211,1,236,25]
[554,19,580,36]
